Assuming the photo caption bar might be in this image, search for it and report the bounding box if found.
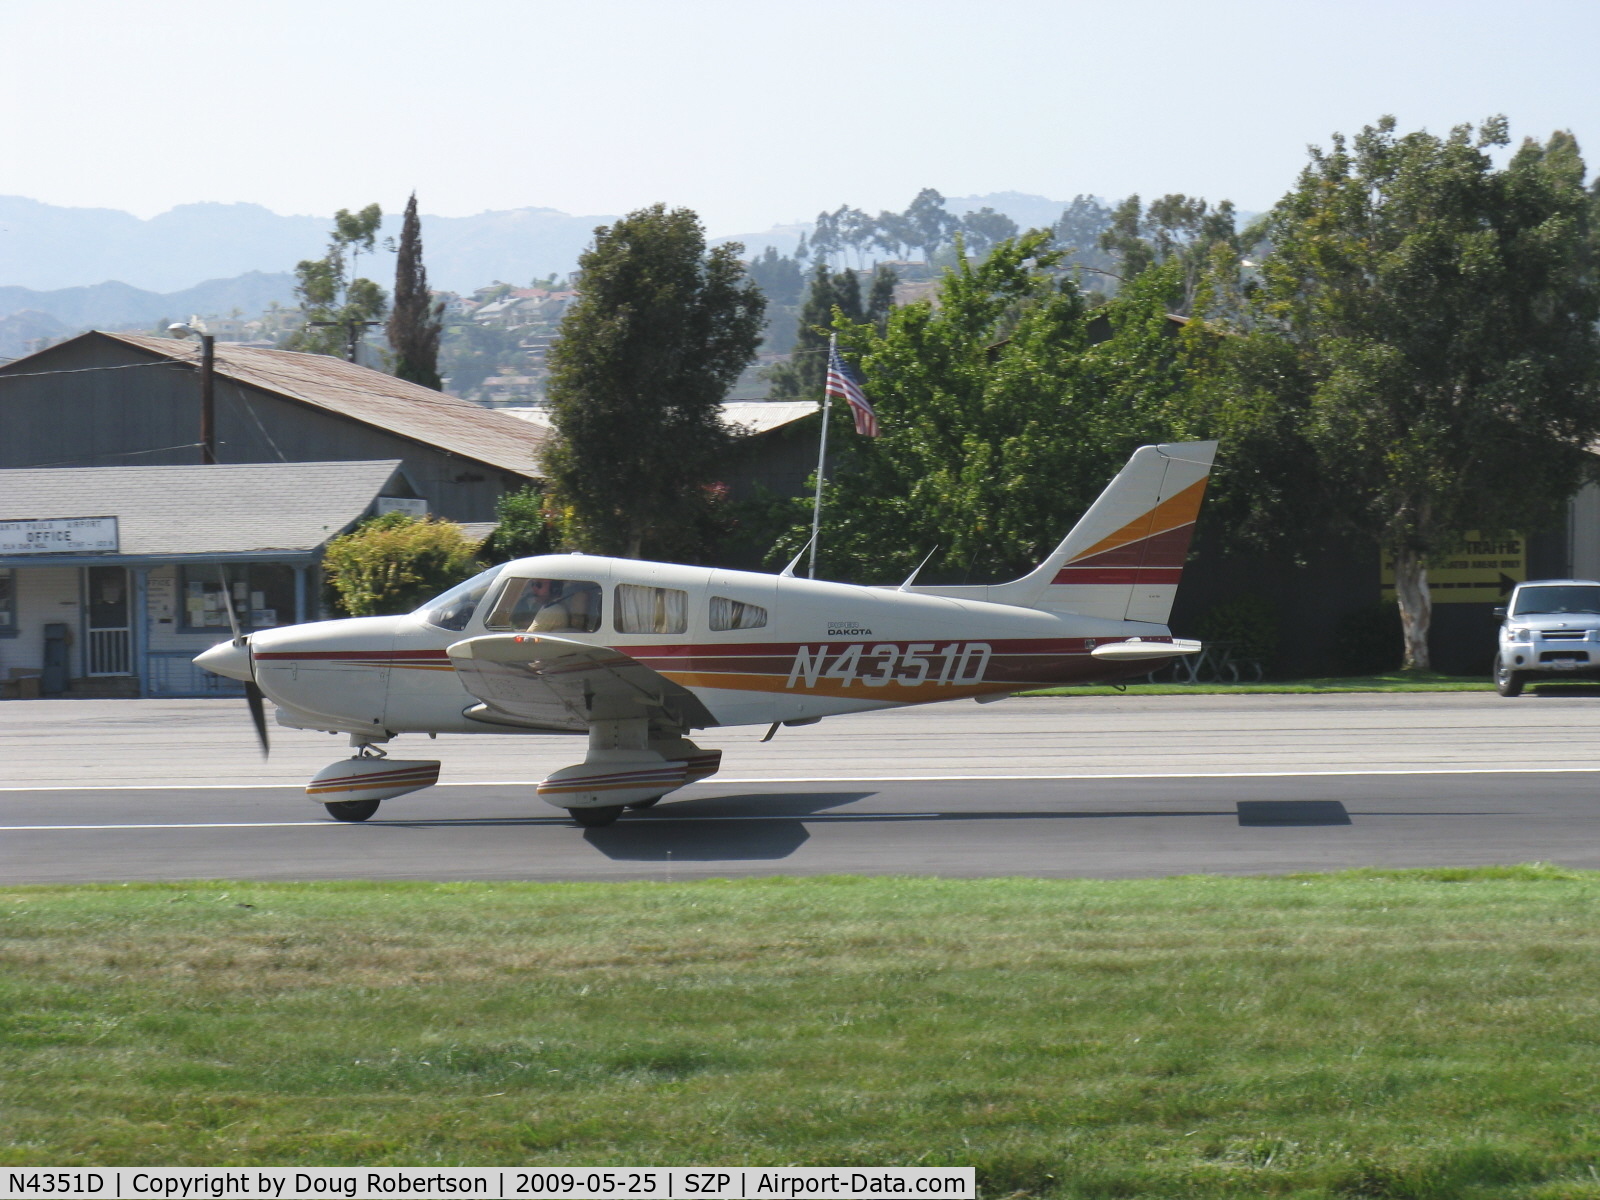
[1,1169,975,1200]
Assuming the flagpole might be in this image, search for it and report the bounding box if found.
[807,334,835,579]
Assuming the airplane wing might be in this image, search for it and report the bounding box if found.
[446,633,715,732]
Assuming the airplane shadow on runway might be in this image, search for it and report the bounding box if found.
[581,791,873,861]
[583,794,1356,861]
[361,793,1355,862]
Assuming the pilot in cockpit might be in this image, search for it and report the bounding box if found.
[511,578,569,632]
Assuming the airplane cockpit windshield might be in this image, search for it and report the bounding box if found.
[418,564,507,631]
[484,577,603,633]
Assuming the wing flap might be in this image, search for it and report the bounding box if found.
[447,633,713,731]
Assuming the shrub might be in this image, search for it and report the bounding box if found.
[322,513,481,616]
[482,484,558,563]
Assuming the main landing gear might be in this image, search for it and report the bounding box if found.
[306,738,441,822]
[537,720,721,828]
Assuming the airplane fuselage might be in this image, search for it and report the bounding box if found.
[241,555,1179,740]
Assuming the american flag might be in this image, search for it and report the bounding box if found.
[826,341,878,437]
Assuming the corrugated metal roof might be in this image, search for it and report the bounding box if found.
[500,400,819,437]
[0,461,405,557]
[100,332,547,477]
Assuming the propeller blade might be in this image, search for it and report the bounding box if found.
[216,567,244,645]
[245,680,270,756]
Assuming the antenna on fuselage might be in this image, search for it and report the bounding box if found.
[779,532,818,578]
[898,545,940,591]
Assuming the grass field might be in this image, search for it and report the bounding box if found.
[1026,671,1498,696]
[5,870,1600,1198]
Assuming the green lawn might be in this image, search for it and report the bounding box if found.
[1027,671,1497,696]
[6,871,1600,1197]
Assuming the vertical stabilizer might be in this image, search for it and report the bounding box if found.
[1018,440,1216,620]
[912,441,1217,622]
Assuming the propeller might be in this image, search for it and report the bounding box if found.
[216,567,270,756]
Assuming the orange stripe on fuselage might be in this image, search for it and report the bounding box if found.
[1068,476,1209,564]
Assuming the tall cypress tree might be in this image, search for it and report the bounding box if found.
[387,192,444,389]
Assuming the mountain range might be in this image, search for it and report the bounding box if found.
[0,191,1086,350]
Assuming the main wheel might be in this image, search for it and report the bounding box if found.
[570,805,624,828]
[325,798,381,822]
[626,797,661,809]
[1495,657,1527,698]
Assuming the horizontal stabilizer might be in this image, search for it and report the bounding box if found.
[1090,637,1201,661]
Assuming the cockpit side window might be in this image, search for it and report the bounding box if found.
[419,564,506,631]
[484,578,603,633]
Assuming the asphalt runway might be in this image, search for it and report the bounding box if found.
[4,691,1600,881]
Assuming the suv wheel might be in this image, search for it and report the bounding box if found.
[1495,656,1527,698]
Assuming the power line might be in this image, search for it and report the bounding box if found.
[0,360,189,381]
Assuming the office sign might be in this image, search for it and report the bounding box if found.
[0,516,120,555]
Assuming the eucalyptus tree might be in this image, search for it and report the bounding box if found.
[286,203,387,360]
[1231,116,1600,668]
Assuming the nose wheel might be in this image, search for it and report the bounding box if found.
[324,798,382,822]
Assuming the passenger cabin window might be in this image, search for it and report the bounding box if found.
[709,596,768,631]
[484,577,603,633]
[615,583,688,634]
[420,564,505,631]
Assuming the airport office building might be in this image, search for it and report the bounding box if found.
[0,332,544,697]
[0,460,446,697]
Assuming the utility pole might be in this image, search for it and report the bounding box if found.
[198,332,216,464]
[308,318,383,365]
[168,322,217,464]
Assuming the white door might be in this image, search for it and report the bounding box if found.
[85,566,132,676]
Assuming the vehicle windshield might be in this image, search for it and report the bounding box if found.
[417,564,506,631]
[1511,585,1600,617]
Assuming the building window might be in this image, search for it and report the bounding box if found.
[614,584,688,635]
[709,596,767,631]
[180,565,296,631]
[0,569,13,635]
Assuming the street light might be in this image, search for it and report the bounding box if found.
[168,320,216,465]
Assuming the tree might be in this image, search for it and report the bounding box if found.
[765,261,863,400]
[905,188,958,263]
[387,192,444,389]
[786,231,1192,581]
[1227,116,1600,669]
[542,204,766,558]
[286,203,387,360]
[959,207,1019,258]
[322,512,481,616]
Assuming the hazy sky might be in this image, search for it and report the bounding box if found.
[4,0,1595,236]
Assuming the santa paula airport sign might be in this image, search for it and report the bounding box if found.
[0,516,119,554]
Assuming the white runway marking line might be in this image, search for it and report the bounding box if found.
[3,766,1600,793]
[1,813,947,832]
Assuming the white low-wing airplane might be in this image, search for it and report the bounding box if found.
[196,440,1216,826]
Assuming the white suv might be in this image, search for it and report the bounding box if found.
[1494,579,1600,696]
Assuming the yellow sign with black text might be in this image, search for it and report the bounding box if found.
[1381,532,1526,604]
